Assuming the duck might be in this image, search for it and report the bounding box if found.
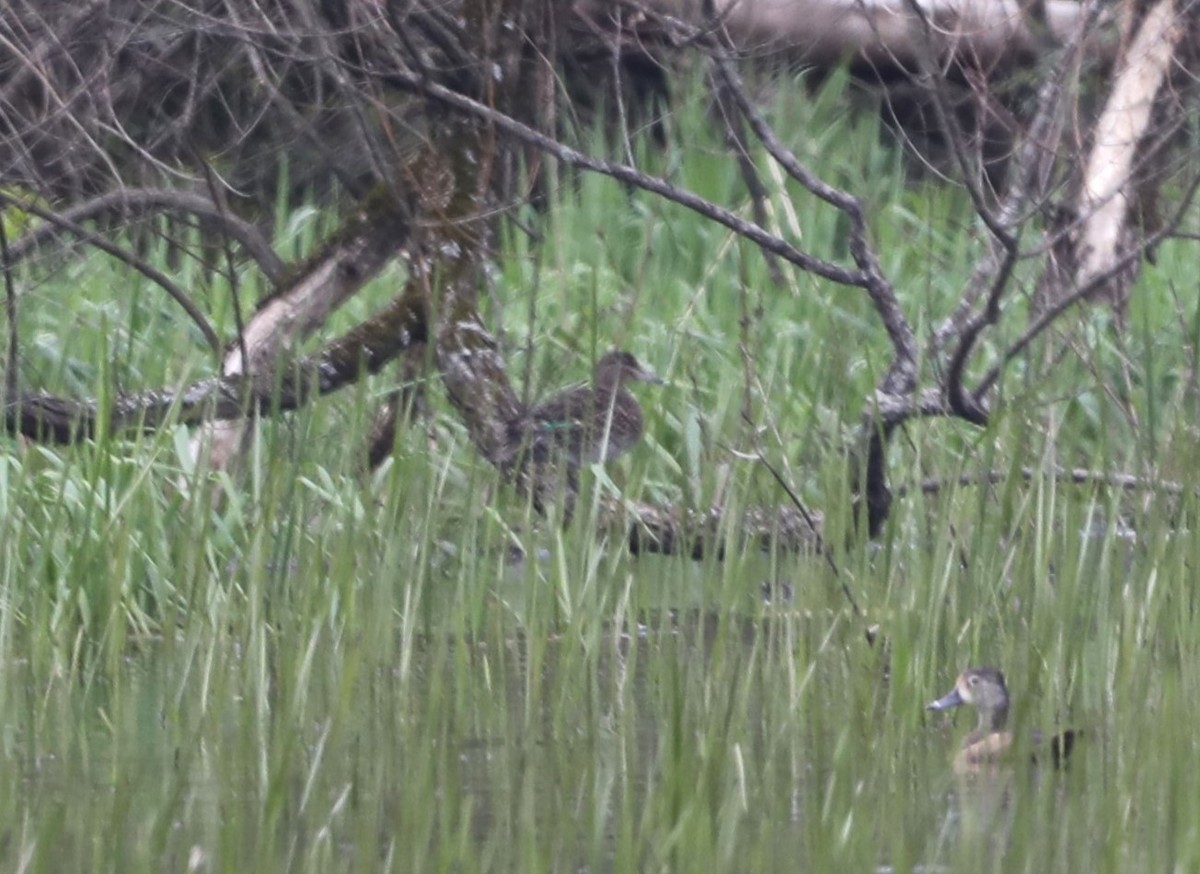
[926,666,1078,770]
[521,349,662,466]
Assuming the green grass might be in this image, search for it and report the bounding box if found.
[2,71,1200,871]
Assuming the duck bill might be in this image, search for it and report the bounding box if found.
[636,367,664,385]
[926,687,965,711]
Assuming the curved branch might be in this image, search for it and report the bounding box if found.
[3,188,286,284]
[0,193,223,353]
[4,290,427,443]
[932,11,1090,354]
[974,171,1200,400]
[705,50,918,392]
[383,69,870,289]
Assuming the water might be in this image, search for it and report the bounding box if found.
[0,540,1182,872]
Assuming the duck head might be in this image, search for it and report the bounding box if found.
[927,666,1010,733]
[928,666,1080,769]
[595,350,663,390]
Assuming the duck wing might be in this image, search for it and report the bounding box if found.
[530,385,595,431]
[519,385,605,464]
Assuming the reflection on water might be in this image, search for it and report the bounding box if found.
[934,770,1018,861]
[1,549,1094,871]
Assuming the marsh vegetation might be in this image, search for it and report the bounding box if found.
[3,0,1200,867]
[3,67,1200,870]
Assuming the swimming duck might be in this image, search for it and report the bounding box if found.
[927,667,1078,769]
[523,350,662,466]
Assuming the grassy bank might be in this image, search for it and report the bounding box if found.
[2,73,1199,872]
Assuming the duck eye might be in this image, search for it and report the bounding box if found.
[967,675,978,686]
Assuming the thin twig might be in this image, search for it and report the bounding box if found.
[740,446,863,618]
[0,192,222,353]
[1,187,285,284]
[1,218,17,405]
[197,154,250,377]
[975,170,1200,398]
[382,68,871,288]
[705,54,917,391]
[931,6,1095,352]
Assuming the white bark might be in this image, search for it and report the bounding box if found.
[189,226,406,471]
[1077,0,1181,286]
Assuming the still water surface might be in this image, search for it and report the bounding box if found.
[0,552,1122,871]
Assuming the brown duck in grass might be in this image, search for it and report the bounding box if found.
[927,667,1080,771]
[524,350,662,465]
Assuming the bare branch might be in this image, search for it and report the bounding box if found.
[705,52,918,392]
[931,7,1092,352]
[189,199,411,468]
[706,61,786,286]
[899,0,1013,242]
[382,68,872,289]
[1,218,17,405]
[5,288,427,443]
[0,192,223,354]
[975,170,1200,399]
[3,188,285,284]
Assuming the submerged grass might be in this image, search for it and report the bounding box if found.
[2,72,1200,871]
